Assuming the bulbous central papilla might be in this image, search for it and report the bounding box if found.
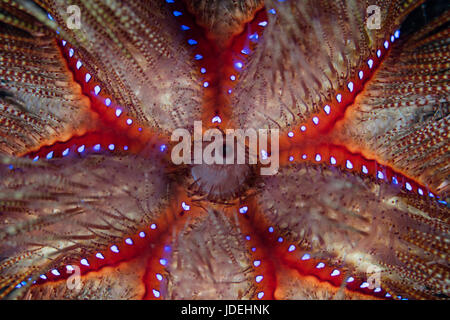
[171,122,280,200]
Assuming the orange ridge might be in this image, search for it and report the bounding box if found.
[279,34,401,148]
[166,1,270,130]
[278,141,440,198]
[238,199,396,300]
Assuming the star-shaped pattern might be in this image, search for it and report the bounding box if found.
[0,0,448,300]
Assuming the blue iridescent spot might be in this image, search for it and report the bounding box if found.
[212,116,222,123]
[173,11,182,17]
[268,8,276,14]
[249,33,259,41]
[360,282,369,288]
[347,82,354,92]
[239,206,248,214]
[195,54,203,60]
[301,253,310,261]
[261,150,268,160]
[405,182,412,191]
[316,262,325,269]
[188,39,197,45]
[160,145,167,152]
[181,202,190,211]
[241,48,250,55]
[312,117,319,125]
[181,25,190,31]
[377,171,384,179]
[93,144,101,151]
[346,160,353,169]
[331,269,340,276]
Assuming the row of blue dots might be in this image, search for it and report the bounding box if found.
[267,223,396,297]
[290,30,401,133]
[40,223,160,283]
[286,150,438,201]
[36,141,167,161]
